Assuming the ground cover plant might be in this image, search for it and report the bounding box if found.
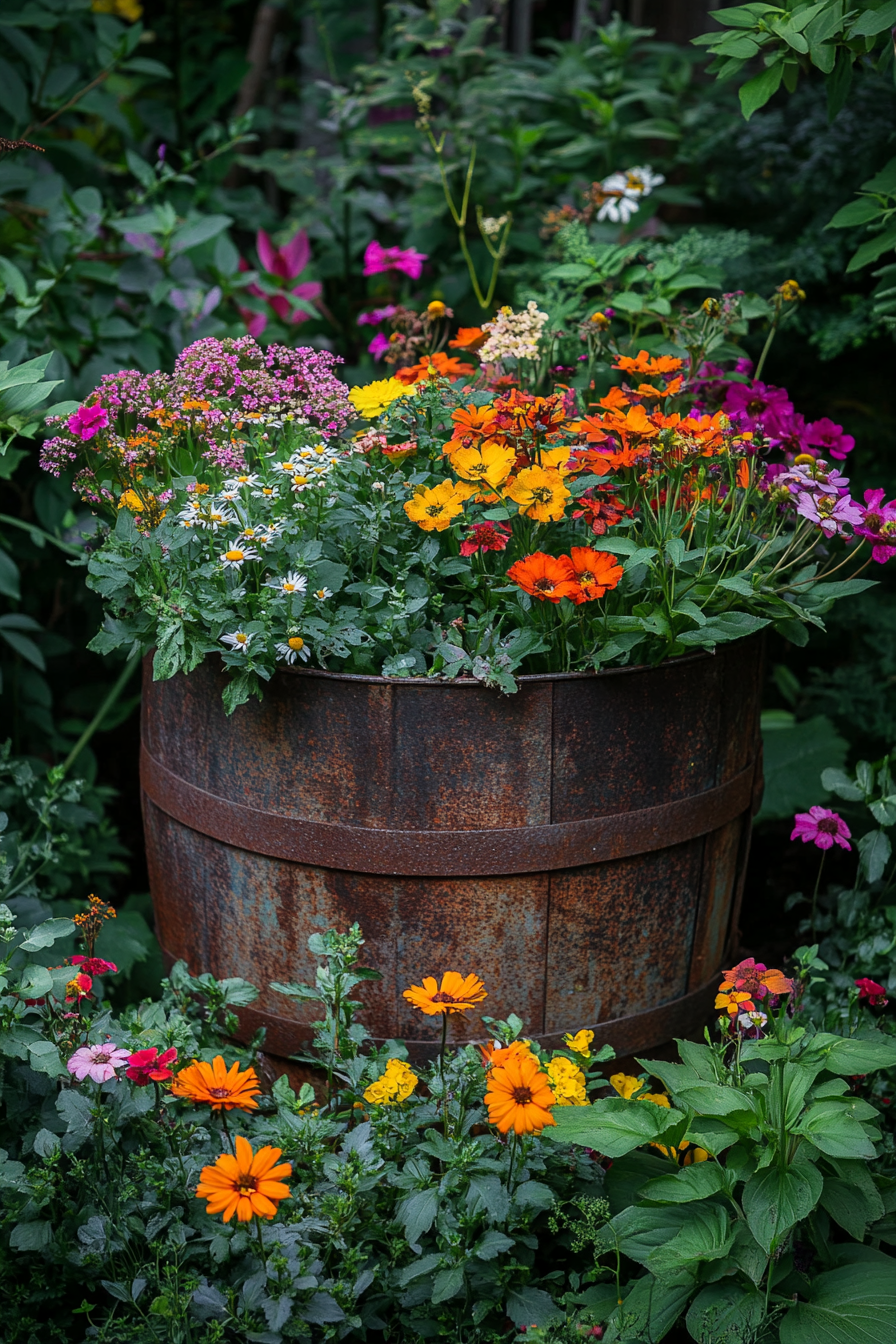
[1,903,895,1344]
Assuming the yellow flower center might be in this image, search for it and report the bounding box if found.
[237,1178,258,1195]
[225,550,244,561]
[288,637,305,652]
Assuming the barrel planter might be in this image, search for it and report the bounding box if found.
[140,638,764,1061]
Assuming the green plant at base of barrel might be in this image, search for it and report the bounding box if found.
[543,950,896,1344]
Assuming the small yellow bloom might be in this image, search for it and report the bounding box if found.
[564,1029,594,1060]
[92,0,142,19]
[427,300,447,318]
[404,479,470,532]
[609,1073,643,1100]
[349,378,413,420]
[547,1055,588,1107]
[504,465,570,523]
[448,440,515,491]
[538,445,574,476]
[363,1058,418,1105]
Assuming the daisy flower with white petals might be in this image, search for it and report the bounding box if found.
[313,586,333,601]
[221,630,252,653]
[224,473,260,490]
[265,571,307,596]
[194,507,236,531]
[219,545,258,569]
[275,636,310,664]
[252,485,277,501]
[290,474,313,492]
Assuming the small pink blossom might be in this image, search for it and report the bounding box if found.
[791,806,852,851]
[368,332,391,359]
[67,405,109,441]
[357,305,398,326]
[855,488,896,564]
[363,239,427,279]
[807,416,854,460]
[67,1042,130,1084]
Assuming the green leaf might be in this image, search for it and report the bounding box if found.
[431,1265,464,1304]
[755,713,847,822]
[849,0,896,37]
[18,917,75,951]
[9,1221,51,1250]
[827,47,854,121]
[739,61,784,120]
[614,1275,693,1339]
[828,196,890,229]
[814,1031,896,1075]
[796,1099,877,1159]
[847,225,896,273]
[506,1286,563,1329]
[639,1161,732,1204]
[397,1188,438,1245]
[780,1262,896,1344]
[169,214,232,255]
[676,612,770,646]
[820,766,865,801]
[27,1040,67,1078]
[821,1176,876,1241]
[743,1163,822,1254]
[647,1204,735,1283]
[687,1283,766,1344]
[858,829,892,884]
[546,1098,685,1157]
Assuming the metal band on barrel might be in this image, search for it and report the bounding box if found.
[141,745,756,877]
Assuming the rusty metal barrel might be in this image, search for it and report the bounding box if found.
[140,638,763,1060]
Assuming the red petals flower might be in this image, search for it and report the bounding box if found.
[856,978,889,1007]
[507,552,578,603]
[126,1046,179,1086]
[459,522,511,556]
[791,806,852,851]
[71,955,118,976]
[65,972,93,1003]
[720,957,793,1000]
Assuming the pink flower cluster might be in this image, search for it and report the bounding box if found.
[697,363,855,461]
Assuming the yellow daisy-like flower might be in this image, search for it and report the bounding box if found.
[349,378,413,420]
[504,465,570,523]
[564,1029,594,1060]
[547,1055,588,1107]
[448,440,516,491]
[404,479,471,532]
[538,445,574,476]
[363,1058,418,1106]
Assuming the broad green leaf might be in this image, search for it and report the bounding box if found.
[646,1204,735,1283]
[612,1274,693,1340]
[756,713,847,822]
[821,1176,876,1241]
[506,1286,563,1329]
[397,1188,438,1245]
[796,1099,877,1159]
[743,1163,822,1253]
[639,1161,732,1204]
[828,196,889,229]
[19,917,75,951]
[847,224,896,273]
[546,1098,685,1157]
[849,0,896,37]
[858,829,892,884]
[813,1031,896,1075]
[687,1283,766,1344]
[739,61,784,120]
[780,1262,896,1344]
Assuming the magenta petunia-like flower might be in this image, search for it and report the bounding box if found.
[723,380,793,432]
[126,1046,179,1086]
[855,978,888,1007]
[70,955,118,976]
[363,239,427,279]
[806,416,855,461]
[367,332,391,360]
[67,1042,131,1084]
[357,305,398,326]
[855,488,896,564]
[791,806,852,851]
[67,404,109,441]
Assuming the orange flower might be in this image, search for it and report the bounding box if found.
[394,352,476,385]
[507,552,579,603]
[485,1051,557,1135]
[450,403,498,441]
[449,327,488,353]
[196,1135,291,1223]
[719,958,793,999]
[736,458,751,489]
[714,990,755,1017]
[403,971,487,1016]
[170,1056,262,1111]
[479,1039,534,1068]
[635,376,685,400]
[614,350,684,376]
[567,547,624,603]
[504,465,570,522]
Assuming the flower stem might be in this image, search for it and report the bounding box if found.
[439,1012,448,1139]
[219,1107,236,1154]
[810,850,826,939]
[253,1214,268,1272]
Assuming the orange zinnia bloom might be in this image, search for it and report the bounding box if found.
[170,1056,261,1111]
[403,971,487,1016]
[737,458,750,488]
[635,376,684,400]
[614,350,684,376]
[196,1135,291,1222]
[479,1039,534,1068]
[485,1051,557,1135]
[449,326,487,352]
[394,352,476,385]
[507,552,579,603]
[451,403,498,440]
[567,547,624,603]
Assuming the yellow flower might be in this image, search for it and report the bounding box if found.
[564,1029,594,1060]
[363,1058,418,1105]
[538,445,573,476]
[349,378,413,420]
[404,479,471,532]
[504,465,570,522]
[92,0,142,17]
[547,1055,588,1107]
[448,440,515,491]
[609,1073,643,1100]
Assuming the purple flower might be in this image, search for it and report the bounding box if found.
[794,489,863,536]
[67,1041,131,1084]
[777,463,851,497]
[723,380,793,432]
[764,408,814,458]
[124,232,164,259]
[67,405,109,441]
[807,417,854,461]
[368,332,391,359]
[357,305,398,326]
[855,488,896,564]
[791,806,852,851]
[363,239,427,279]
[157,143,166,161]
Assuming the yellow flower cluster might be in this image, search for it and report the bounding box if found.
[563,1029,594,1060]
[363,1058,418,1105]
[547,1055,588,1107]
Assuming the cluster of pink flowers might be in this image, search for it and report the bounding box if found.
[697,361,854,460]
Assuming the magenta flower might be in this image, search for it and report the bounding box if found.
[791,806,852,851]
[855,488,896,564]
[807,417,855,460]
[67,404,109,441]
[357,305,398,326]
[67,1042,131,1084]
[238,230,322,335]
[855,977,888,1007]
[257,228,311,281]
[126,1046,178,1085]
[723,380,793,432]
[368,332,391,359]
[70,955,118,976]
[363,239,427,279]
[794,489,863,536]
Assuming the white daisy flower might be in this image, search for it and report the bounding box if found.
[275,636,310,664]
[219,545,259,569]
[265,571,307,596]
[313,586,333,601]
[290,474,313,492]
[194,507,237,531]
[221,630,252,653]
[252,485,277,501]
[239,527,261,541]
[218,489,241,502]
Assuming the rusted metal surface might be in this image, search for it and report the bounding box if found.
[142,638,764,1058]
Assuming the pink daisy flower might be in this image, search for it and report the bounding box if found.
[790,806,851,851]
[67,1042,131,1084]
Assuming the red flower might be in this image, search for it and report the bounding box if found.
[126,1046,179,1086]
[855,978,888,1008]
[572,485,631,536]
[459,522,511,556]
[65,972,93,1003]
[71,955,118,976]
[719,957,792,1000]
[506,552,579,603]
